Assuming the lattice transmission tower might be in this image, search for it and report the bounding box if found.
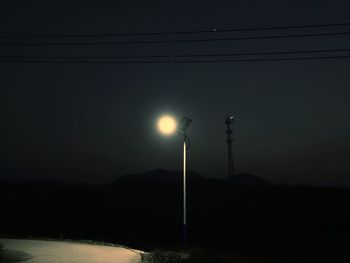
[225,116,235,177]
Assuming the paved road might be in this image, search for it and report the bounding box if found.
[0,239,142,263]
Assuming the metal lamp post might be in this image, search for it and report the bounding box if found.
[177,117,192,247]
[157,115,192,246]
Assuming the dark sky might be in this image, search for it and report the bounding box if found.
[2,0,350,186]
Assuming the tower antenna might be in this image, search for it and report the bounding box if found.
[225,116,235,177]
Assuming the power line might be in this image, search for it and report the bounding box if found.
[0,31,350,46]
[1,55,350,64]
[0,22,350,38]
[1,48,350,59]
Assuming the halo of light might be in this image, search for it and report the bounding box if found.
[158,115,177,135]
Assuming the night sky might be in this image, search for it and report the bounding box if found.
[2,0,350,186]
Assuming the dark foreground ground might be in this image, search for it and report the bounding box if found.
[1,170,349,262]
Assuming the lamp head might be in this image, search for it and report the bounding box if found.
[158,115,177,135]
[225,116,234,125]
[178,117,192,133]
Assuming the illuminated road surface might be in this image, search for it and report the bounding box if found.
[0,239,142,263]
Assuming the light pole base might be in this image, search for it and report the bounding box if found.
[183,224,187,248]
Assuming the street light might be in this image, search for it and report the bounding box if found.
[158,115,177,136]
[157,115,192,246]
[177,117,192,247]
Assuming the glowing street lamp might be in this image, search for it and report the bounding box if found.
[158,115,177,136]
[157,115,192,246]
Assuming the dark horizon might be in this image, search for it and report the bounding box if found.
[1,167,350,262]
[1,168,349,190]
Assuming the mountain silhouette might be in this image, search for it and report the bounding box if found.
[113,169,271,187]
[226,173,272,187]
[113,169,205,183]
